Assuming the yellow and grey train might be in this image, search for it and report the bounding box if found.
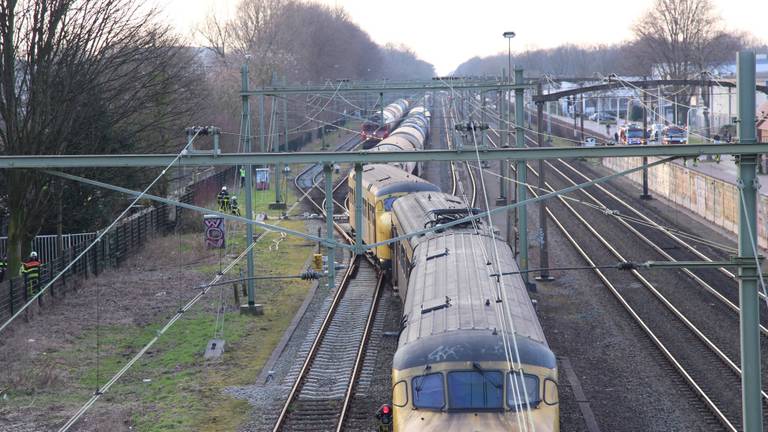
[349,103,437,267]
[389,192,559,431]
[347,101,559,431]
[348,164,440,267]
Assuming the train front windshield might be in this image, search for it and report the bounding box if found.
[448,370,504,410]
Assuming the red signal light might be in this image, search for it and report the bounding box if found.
[376,404,393,425]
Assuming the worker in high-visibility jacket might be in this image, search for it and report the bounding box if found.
[217,186,229,212]
[20,251,41,299]
[230,195,241,216]
[240,166,246,188]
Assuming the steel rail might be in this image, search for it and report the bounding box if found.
[335,271,385,432]
[526,160,768,405]
[522,174,736,431]
[484,120,735,428]
[546,158,768,336]
[270,255,358,432]
[557,159,742,285]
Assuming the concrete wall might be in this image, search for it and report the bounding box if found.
[602,157,768,249]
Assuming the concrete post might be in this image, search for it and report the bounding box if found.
[481,91,487,149]
[324,164,336,291]
[736,51,762,432]
[535,82,554,282]
[514,68,529,285]
[240,61,259,314]
[497,68,508,206]
[546,100,552,144]
[641,90,652,200]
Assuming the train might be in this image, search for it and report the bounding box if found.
[347,100,560,431]
[361,98,409,145]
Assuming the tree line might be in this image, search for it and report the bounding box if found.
[454,0,765,142]
[455,0,765,79]
[0,0,434,275]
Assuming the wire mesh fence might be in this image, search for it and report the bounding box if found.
[0,166,236,322]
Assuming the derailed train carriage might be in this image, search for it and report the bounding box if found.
[348,164,439,268]
[387,192,560,431]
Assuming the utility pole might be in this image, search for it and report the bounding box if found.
[546,100,552,144]
[497,68,508,206]
[240,60,261,315]
[270,76,286,210]
[324,164,336,292]
[514,68,529,287]
[535,82,554,282]
[481,91,487,149]
[579,95,585,144]
[572,96,578,138]
[736,51,762,432]
[641,89,651,200]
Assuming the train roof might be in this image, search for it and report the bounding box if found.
[354,164,439,197]
[392,192,483,247]
[394,231,552,369]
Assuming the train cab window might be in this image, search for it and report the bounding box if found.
[507,372,540,409]
[412,373,444,409]
[382,196,398,211]
[447,370,503,410]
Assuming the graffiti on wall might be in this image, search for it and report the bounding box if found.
[204,215,226,249]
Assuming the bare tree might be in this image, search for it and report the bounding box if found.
[633,0,745,126]
[0,0,201,274]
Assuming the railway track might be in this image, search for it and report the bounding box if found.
[294,135,359,216]
[270,139,382,431]
[272,257,383,431]
[467,105,768,429]
[442,93,477,206]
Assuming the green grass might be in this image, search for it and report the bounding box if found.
[4,194,317,430]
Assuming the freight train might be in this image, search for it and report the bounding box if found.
[347,99,559,431]
[361,98,409,145]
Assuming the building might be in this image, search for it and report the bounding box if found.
[758,102,768,143]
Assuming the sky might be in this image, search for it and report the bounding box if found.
[159,0,768,75]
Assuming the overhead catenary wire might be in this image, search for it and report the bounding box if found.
[440,79,536,431]
[0,129,205,336]
[57,239,259,432]
[462,89,740,256]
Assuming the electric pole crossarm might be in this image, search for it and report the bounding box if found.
[6,143,768,168]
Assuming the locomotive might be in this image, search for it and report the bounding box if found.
[361,98,409,145]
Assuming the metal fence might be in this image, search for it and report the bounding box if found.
[0,233,97,263]
[0,166,235,322]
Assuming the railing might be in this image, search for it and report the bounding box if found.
[0,233,97,263]
[0,166,236,322]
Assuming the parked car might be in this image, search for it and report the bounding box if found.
[662,126,688,144]
[583,136,598,147]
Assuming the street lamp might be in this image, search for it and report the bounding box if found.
[497,31,515,206]
[503,31,516,83]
